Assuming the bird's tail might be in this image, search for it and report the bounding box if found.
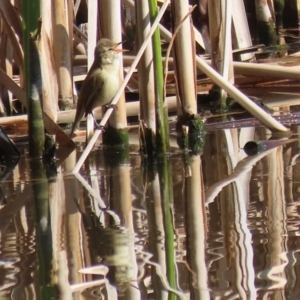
[69,110,83,138]
[69,122,76,138]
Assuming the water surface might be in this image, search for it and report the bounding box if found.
[1,125,300,299]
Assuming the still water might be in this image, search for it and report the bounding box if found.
[1,125,300,299]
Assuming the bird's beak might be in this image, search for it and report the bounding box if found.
[114,48,129,53]
[114,41,129,52]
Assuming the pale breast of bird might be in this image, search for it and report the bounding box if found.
[93,62,120,109]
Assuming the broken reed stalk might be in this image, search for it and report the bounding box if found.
[73,0,171,173]
[127,53,300,80]
[232,61,300,79]
[0,97,180,127]
[132,16,299,81]
[139,20,289,131]
[196,56,288,132]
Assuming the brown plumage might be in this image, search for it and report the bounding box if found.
[70,38,123,137]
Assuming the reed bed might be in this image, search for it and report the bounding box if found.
[0,0,299,161]
[2,2,300,299]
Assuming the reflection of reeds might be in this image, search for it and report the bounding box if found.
[5,125,300,297]
[204,127,299,296]
[142,156,188,299]
[184,154,210,298]
[262,146,287,289]
[30,159,59,298]
[157,156,177,297]
[206,146,279,204]
[143,164,168,298]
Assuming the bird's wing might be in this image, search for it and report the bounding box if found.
[84,69,104,115]
[70,66,103,136]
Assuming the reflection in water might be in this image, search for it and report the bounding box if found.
[1,128,300,299]
[30,159,59,299]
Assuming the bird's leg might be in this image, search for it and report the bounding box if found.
[91,112,105,131]
[104,103,118,111]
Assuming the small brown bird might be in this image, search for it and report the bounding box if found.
[70,38,124,137]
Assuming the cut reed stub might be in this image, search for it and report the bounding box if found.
[243,138,297,156]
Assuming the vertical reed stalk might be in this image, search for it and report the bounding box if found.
[222,1,234,82]
[53,0,73,108]
[274,0,285,44]
[148,0,169,154]
[208,0,234,106]
[85,0,98,138]
[87,0,98,69]
[283,0,300,31]
[100,0,129,147]
[136,0,156,155]
[232,0,254,61]
[22,0,45,158]
[0,33,12,114]
[40,0,58,122]
[194,0,211,53]
[170,0,197,117]
[254,0,277,45]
